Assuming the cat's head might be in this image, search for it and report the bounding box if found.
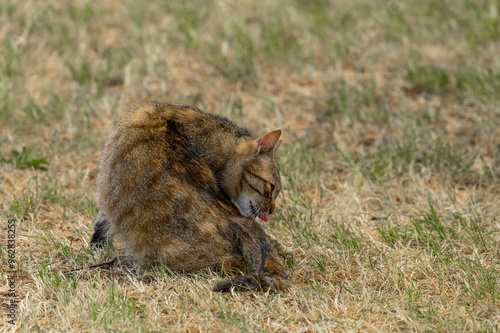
[224,130,282,222]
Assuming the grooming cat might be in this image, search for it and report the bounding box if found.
[90,102,290,292]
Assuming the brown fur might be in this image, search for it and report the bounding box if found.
[90,102,289,292]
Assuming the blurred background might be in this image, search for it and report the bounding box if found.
[1,1,499,168]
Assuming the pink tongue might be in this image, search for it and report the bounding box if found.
[257,212,268,222]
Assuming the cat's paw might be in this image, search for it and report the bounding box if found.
[266,232,295,263]
[277,244,295,263]
[261,274,291,292]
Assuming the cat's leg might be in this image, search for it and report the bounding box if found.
[214,219,290,292]
[90,211,114,248]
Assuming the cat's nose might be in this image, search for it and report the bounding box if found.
[268,203,275,215]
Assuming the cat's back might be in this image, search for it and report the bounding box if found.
[96,102,244,268]
[116,102,204,140]
[100,102,212,178]
[97,102,220,226]
[112,101,251,171]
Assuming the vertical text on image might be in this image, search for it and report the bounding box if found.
[6,219,17,326]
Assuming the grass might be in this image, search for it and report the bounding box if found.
[1,147,49,170]
[1,0,499,331]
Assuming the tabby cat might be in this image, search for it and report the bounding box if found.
[90,102,290,292]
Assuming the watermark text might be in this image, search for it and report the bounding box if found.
[6,219,17,326]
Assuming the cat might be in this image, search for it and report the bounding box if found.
[90,102,290,292]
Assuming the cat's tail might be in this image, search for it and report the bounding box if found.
[213,218,290,292]
[90,211,113,248]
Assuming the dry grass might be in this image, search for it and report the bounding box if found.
[1,0,499,331]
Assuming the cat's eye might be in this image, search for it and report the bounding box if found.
[244,171,277,199]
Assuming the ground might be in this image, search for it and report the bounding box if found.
[0,0,499,332]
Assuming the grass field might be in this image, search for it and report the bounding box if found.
[1,0,499,331]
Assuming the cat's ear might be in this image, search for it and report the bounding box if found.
[252,130,282,155]
[274,139,282,153]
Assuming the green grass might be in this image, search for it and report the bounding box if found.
[8,192,37,219]
[1,147,49,170]
[339,136,478,183]
[404,65,500,100]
